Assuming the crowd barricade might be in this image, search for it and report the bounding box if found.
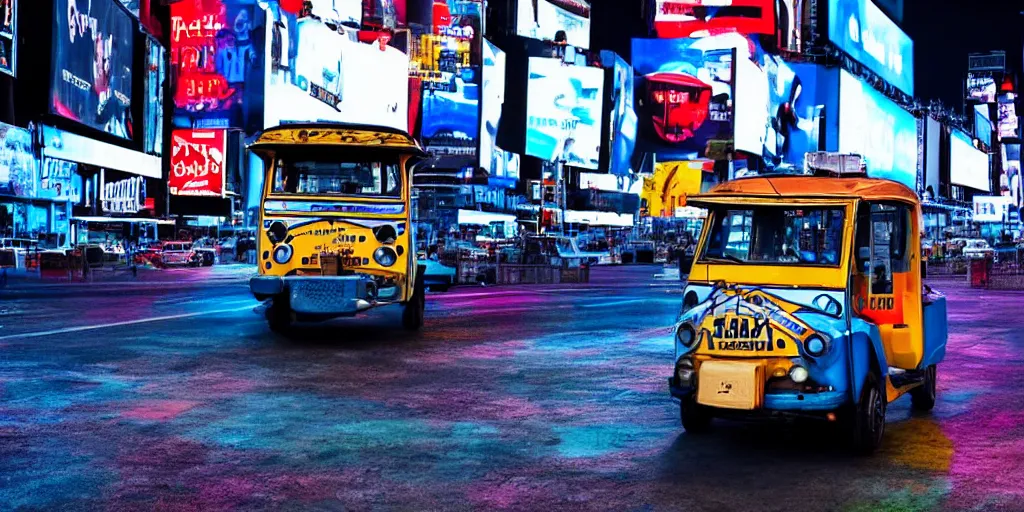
[494,264,590,285]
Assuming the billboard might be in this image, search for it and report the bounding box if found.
[923,117,940,197]
[0,123,35,198]
[653,0,775,39]
[479,39,520,182]
[973,195,1012,223]
[170,130,227,197]
[307,0,363,28]
[950,129,990,192]
[974,104,993,148]
[733,44,834,171]
[967,73,997,103]
[170,1,260,128]
[144,37,166,156]
[51,0,134,139]
[632,35,738,160]
[603,51,637,177]
[0,0,17,77]
[525,57,604,169]
[517,0,591,49]
[837,70,916,190]
[264,12,408,131]
[580,172,643,195]
[998,93,1019,140]
[1004,144,1021,211]
[828,0,913,96]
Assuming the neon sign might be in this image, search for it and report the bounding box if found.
[102,175,146,214]
[170,129,226,197]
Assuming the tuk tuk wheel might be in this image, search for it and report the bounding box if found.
[680,396,713,433]
[910,365,937,411]
[402,277,426,331]
[847,373,886,455]
[266,296,293,333]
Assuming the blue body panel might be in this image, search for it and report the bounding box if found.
[922,296,948,368]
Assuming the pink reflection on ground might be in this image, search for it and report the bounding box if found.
[121,400,199,421]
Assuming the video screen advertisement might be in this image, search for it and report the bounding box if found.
[828,0,914,96]
[967,73,997,103]
[479,39,520,184]
[998,93,1019,140]
[950,129,990,192]
[601,51,637,178]
[1004,143,1021,210]
[517,0,591,49]
[733,39,838,171]
[264,8,409,132]
[171,0,263,130]
[0,0,16,77]
[170,129,227,197]
[837,70,916,190]
[526,57,604,170]
[975,104,993,148]
[416,0,483,168]
[144,37,166,156]
[51,0,135,139]
[631,35,737,161]
[653,0,775,40]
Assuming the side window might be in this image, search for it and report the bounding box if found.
[867,204,910,294]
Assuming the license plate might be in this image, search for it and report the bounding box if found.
[696,360,763,410]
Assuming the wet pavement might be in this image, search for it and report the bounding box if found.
[1,267,1023,511]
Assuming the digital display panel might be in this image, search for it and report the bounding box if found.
[144,37,166,156]
[632,35,738,160]
[170,129,226,197]
[950,129,990,192]
[51,0,135,139]
[479,39,520,182]
[967,73,997,103]
[517,0,591,49]
[526,57,604,169]
[653,0,775,39]
[0,0,17,77]
[838,70,916,190]
[603,51,637,177]
[974,104,993,148]
[998,93,1019,140]
[828,0,914,96]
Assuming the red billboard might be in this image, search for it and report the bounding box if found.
[170,129,226,197]
[653,0,775,39]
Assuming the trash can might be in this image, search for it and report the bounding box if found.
[969,257,989,288]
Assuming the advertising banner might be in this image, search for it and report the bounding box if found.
[603,51,637,177]
[632,35,738,160]
[170,130,226,197]
[973,195,1011,223]
[308,0,362,28]
[100,171,146,215]
[144,37,166,156]
[950,129,990,192]
[653,0,775,39]
[525,58,604,169]
[924,117,940,196]
[967,73,997,103]
[265,12,408,131]
[998,93,1019,140]
[479,39,520,181]
[828,0,913,96]
[51,0,135,139]
[39,158,80,202]
[975,104,993,148]
[1005,144,1021,211]
[838,70,917,190]
[0,123,35,198]
[0,0,17,77]
[171,1,260,127]
[517,0,591,49]
[579,172,643,195]
[642,160,707,217]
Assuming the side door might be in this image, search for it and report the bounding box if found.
[853,202,924,370]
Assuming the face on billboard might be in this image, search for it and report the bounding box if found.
[632,35,738,160]
[170,130,226,197]
[517,0,591,49]
[264,12,408,132]
[828,0,913,96]
[607,55,637,177]
[653,0,775,39]
[949,129,990,192]
[526,57,604,170]
[52,0,134,139]
[838,70,916,190]
[479,39,520,181]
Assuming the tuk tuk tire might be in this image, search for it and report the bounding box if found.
[402,277,426,331]
[910,365,937,412]
[846,372,886,455]
[266,295,293,333]
[680,396,713,433]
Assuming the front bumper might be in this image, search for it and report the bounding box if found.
[251,275,378,315]
[668,377,847,412]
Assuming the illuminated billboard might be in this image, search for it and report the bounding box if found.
[828,0,914,96]
[602,51,637,177]
[838,70,916,190]
[517,0,591,49]
[998,93,1019,140]
[967,73,997,103]
[974,104,993,148]
[0,0,16,77]
[632,35,739,160]
[950,129,990,192]
[653,0,775,39]
[170,130,226,197]
[526,57,604,169]
[479,39,520,182]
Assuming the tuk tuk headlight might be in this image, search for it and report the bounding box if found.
[789,365,809,383]
[272,244,293,264]
[676,323,697,347]
[804,334,828,357]
[373,247,398,267]
[675,358,695,385]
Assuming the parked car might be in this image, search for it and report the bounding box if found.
[158,241,201,267]
[420,258,456,292]
[961,239,994,260]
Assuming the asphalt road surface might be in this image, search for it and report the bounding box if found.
[1,267,1022,511]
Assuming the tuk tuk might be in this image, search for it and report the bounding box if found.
[670,174,948,454]
[247,124,428,332]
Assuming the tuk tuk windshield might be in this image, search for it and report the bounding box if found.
[271,155,402,198]
[701,206,846,266]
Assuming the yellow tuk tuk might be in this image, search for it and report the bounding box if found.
[248,124,428,332]
[671,174,948,453]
